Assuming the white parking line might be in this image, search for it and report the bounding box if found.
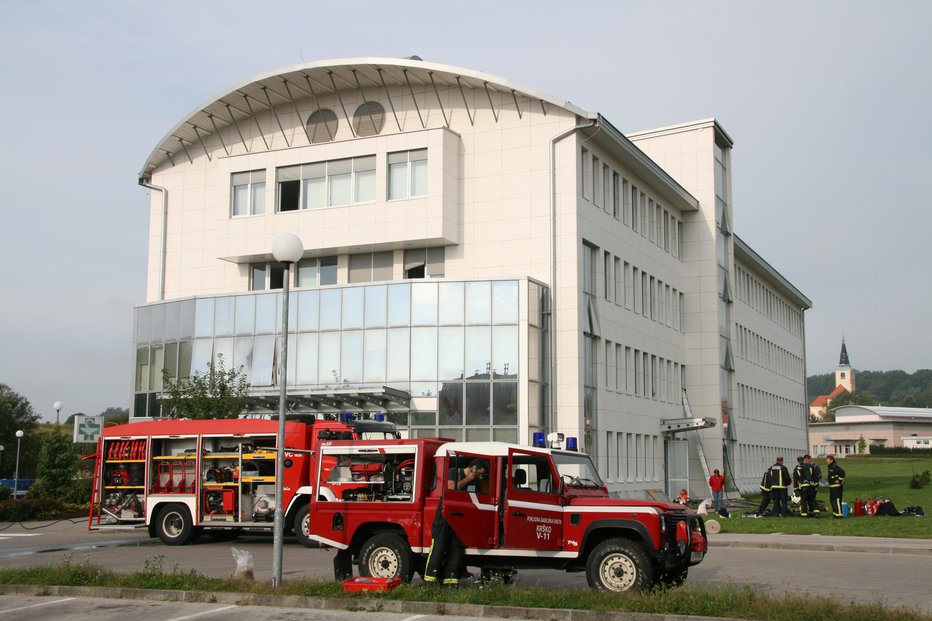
[166,604,239,620]
[0,597,76,614]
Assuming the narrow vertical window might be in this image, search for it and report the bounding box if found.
[231,170,266,217]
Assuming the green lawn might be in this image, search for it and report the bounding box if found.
[719,456,932,538]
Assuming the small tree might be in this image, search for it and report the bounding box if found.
[161,355,250,419]
[858,435,867,455]
[30,426,81,502]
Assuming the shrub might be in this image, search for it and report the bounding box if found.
[0,498,82,522]
[908,470,931,489]
[0,484,11,501]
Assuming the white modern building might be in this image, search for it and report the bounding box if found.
[133,57,811,497]
[810,406,932,456]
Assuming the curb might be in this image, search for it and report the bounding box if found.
[0,584,740,621]
[709,539,932,556]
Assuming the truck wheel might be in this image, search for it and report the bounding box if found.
[586,538,653,592]
[155,504,194,545]
[358,533,414,582]
[293,504,315,548]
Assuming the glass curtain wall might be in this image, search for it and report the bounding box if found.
[133,279,546,441]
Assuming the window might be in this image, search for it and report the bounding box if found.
[404,247,445,279]
[581,148,590,199]
[583,242,598,295]
[388,149,428,199]
[349,251,393,283]
[296,256,337,287]
[352,101,385,137]
[592,156,601,207]
[231,170,265,217]
[630,185,639,232]
[612,172,620,219]
[306,108,338,143]
[249,262,285,291]
[277,156,375,212]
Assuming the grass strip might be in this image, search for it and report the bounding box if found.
[0,554,927,621]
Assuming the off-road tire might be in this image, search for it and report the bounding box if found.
[585,538,654,592]
[357,533,415,582]
[293,503,315,548]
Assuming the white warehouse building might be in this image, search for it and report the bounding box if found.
[133,57,811,498]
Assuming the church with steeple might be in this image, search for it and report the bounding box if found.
[809,339,856,419]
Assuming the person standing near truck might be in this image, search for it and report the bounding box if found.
[806,454,822,516]
[708,469,726,513]
[768,457,791,517]
[424,458,487,586]
[826,454,846,518]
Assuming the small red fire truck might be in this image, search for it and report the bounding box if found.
[306,437,707,592]
[88,415,399,545]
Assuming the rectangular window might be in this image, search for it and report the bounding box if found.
[581,148,590,199]
[655,204,663,247]
[630,185,638,232]
[624,262,633,309]
[231,170,266,217]
[349,251,394,283]
[640,192,648,237]
[404,247,445,279]
[277,156,375,212]
[622,179,630,226]
[603,251,612,300]
[592,156,601,207]
[388,149,428,200]
[603,164,611,213]
[250,263,266,291]
[613,257,622,305]
[583,242,598,295]
[296,256,338,287]
[612,172,621,219]
[648,199,655,242]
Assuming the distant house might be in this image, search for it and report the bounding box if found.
[808,339,854,419]
[809,405,932,456]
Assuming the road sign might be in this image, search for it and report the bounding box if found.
[73,415,104,443]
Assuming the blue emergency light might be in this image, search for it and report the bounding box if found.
[532,432,546,447]
[566,437,578,451]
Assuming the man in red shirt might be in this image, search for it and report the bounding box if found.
[709,469,726,513]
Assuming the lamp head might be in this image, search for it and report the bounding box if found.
[272,233,304,264]
[15,430,24,439]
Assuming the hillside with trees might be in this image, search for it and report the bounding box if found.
[807,369,932,408]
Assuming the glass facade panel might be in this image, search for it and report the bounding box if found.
[178,340,192,381]
[194,298,214,337]
[493,428,518,443]
[164,342,178,382]
[318,332,340,384]
[255,294,277,334]
[136,306,152,342]
[215,297,234,336]
[295,333,317,385]
[492,325,518,378]
[465,428,491,442]
[492,281,519,324]
[179,300,195,339]
[191,339,212,375]
[319,257,337,285]
[235,295,255,334]
[342,287,364,329]
[341,331,363,382]
[492,382,518,425]
[411,282,438,325]
[214,337,233,367]
[465,326,491,379]
[151,304,166,342]
[233,336,253,373]
[363,329,386,383]
[465,281,491,325]
[386,328,410,382]
[135,347,149,392]
[410,326,438,381]
[387,284,410,326]
[410,411,436,426]
[253,335,276,386]
[438,282,465,325]
[365,285,387,327]
[296,290,319,332]
[464,382,490,425]
[319,289,341,331]
[437,326,464,382]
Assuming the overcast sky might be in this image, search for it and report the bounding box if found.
[1,1,929,422]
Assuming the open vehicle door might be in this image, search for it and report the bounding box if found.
[503,448,563,550]
[440,452,499,548]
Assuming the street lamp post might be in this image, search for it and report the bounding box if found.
[13,430,24,500]
[53,401,63,426]
[270,233,303,588]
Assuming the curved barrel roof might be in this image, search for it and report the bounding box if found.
[139,57,593,182]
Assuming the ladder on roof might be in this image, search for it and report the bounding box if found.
[682,390,713,497]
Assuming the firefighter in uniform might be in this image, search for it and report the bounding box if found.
[768,457,791,517]
[793,456,813,517]
[424,459,486,586]
[826,454,846,518]
[756,467,772,516]
[806,454,822,516]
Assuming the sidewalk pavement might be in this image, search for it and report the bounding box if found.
[709,532,932,555]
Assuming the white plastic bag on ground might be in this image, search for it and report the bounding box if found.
[232,547,254,580]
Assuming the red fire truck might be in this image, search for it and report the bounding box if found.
[88,415,399,545]
[306,437,707,592]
